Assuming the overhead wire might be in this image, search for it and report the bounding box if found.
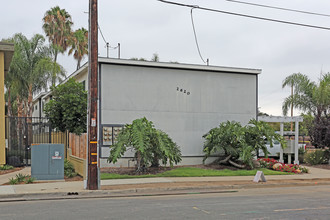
[98,24,120,57]
[98,24,108,45]
[225,0,330,18]
[157,0,330,31]
[190,7,207,64]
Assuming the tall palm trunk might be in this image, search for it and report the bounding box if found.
[17,96,22,117]
[27,84,33,118]
[290,85,293,131]
[27,84,33,145]
[76,59,81,70]
[16,95,23,150]
[52,48,59,87]
[23,100,28,117]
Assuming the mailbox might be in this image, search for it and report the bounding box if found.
[31,144,64,180]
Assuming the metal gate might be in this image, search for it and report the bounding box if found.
[5,117,67,167]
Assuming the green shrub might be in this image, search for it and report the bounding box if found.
[9,177,18,185]
[24,176,36,184]
[304,150,328,165]
[108,117,182,172]
[15,173,29,183]
[298,148,306,163]
[0,165,14,170]
[203,119,286,169]
[64,159,77,178]
[8,174,35,184]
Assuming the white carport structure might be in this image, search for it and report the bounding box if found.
[259,116,303,164]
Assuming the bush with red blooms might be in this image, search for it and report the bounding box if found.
[257,158,308,174]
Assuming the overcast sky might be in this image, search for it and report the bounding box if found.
[1,0,330,116]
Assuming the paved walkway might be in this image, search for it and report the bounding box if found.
[0,166,330,200]
[0,167,31,185]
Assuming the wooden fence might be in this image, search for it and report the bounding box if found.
[69,133,87,159]
[67,133,87,178]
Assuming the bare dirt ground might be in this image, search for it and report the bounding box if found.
[64,175,83,181]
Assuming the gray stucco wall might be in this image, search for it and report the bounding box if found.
[99,62,258,163]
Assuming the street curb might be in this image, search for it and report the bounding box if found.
[1,180,330,202]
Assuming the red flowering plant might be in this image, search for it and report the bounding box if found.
[257,158,308,173]
[257,158,281,169]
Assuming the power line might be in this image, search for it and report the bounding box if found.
[98,24,108,45]
[225,0,330,18]
[190,7,207,64]
[157,0,330,31]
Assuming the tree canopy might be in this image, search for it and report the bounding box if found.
[282,73,330,147]
[42,6,73,62]
[44,78,87,135]
[108,117,182,172]
[203,119,286,169]
[5,33,65,117]
[68,27,88,70]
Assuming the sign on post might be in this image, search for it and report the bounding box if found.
[253,171,267,183]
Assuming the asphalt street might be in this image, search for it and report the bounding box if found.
[0,185,329,220]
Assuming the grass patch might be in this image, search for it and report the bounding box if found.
[101,167,291,180]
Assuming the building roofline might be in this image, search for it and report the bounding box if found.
[32,92,47,102]
[98,57,261,75]
[36,62,89,101]
[33,57,261,102]
[0,42,14,75]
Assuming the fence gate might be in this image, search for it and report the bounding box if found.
[5,117,67,167]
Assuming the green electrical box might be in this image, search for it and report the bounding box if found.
[31,144,64,180]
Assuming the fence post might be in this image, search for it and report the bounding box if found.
[49,123,52,144]
[25,117,29,166]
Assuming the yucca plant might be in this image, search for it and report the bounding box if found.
[15,173,28,183]
[24,176,36,184]
[108,117,182,172]
[9,177,18,185]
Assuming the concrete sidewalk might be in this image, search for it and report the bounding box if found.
[0,167,31,185]
[1,166,330,201]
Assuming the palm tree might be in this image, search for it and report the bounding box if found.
[282,73,310,130]
[42,6,73,64]
[9,33,65,117]
[151,53,159,62]
[282,73,330,147]
[68,28,88,70]
[35,50,66,91]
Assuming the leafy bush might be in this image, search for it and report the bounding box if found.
[0,165,14,170]
[9,177,18,185]
[304,150,329,165]
[64,159,77,178]
[203,119,286,169]
[15,173,28,182]
[258,158,279,169]
[8,174,34,185]
[257,158,308,174]
[44,78,87,135]
[108,117,182,172]
[24,176,36,184]
[298,147,306,163]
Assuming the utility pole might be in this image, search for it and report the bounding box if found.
[106,42,109,58]
[118,43,120,59]
[87,0,98,190]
